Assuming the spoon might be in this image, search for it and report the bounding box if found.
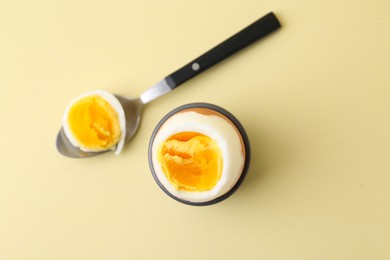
[56,12,281,158]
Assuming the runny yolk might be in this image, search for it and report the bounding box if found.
[157,132,223,192]
[67,95,121,151]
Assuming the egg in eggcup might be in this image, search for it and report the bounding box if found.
[148,103,250,206]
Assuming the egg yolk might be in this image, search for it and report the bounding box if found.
[158,132,222,192]
[67,95,121,151]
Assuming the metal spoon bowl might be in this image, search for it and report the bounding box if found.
[56,12,280,158]
[56,80,168,158]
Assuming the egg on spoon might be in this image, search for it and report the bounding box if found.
[62,90,126,155]
[149,103,250,205]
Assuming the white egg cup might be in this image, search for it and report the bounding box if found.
[148,103,251,206]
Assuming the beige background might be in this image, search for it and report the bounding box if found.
[1,0,389,259]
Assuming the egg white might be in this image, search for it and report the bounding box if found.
[62,90,126,155]
[151,111,245,203]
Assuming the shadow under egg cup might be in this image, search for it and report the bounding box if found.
[148,103,251,206]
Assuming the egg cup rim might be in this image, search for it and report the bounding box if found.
[148,102,251,206]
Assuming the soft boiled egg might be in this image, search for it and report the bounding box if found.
[62,90,126,154]
[149,103,250,205]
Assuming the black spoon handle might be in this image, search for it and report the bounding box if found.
[164,12,281,89]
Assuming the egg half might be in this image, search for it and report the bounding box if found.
[62,90,126,154]
[149,104,250,204]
